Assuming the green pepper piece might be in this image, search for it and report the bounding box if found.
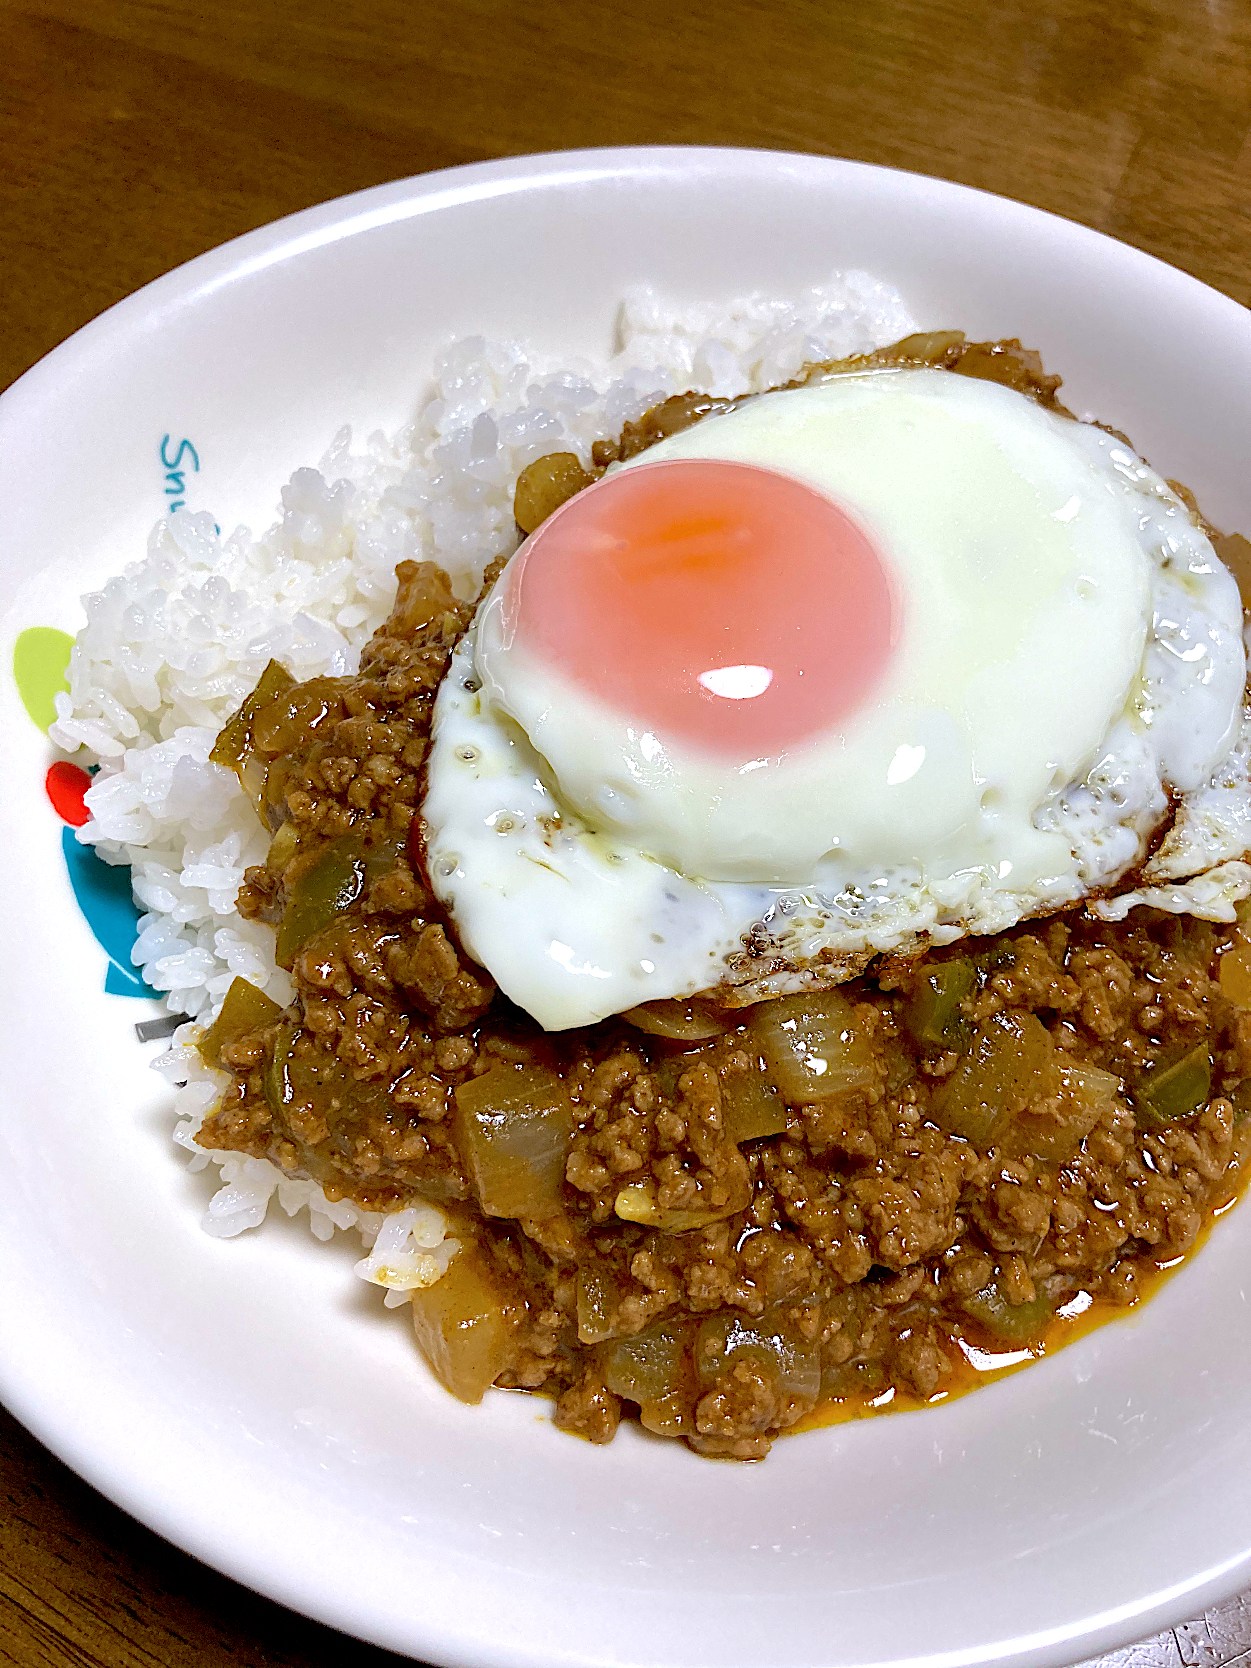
[275,835,369,968]
[262,1021,391,1134]
[198,977,282,1069]
[209,659,295,774]
[1232,1079,1251,1125]
[721,1062,788,1144]
[650,1052,702,1101]
[1134,1044,1211,1130]
[263,1022,296,1117]
[904,957,976,1047]
[974,941,1018,976]
[962,1278,1055,1344]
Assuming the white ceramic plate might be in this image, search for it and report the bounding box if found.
[2,148,1249,1668]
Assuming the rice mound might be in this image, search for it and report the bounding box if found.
[48,273,917,1262]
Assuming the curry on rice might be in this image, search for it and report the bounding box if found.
[196,342,1251,1459]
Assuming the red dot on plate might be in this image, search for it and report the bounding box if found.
[46,760,92,826]
[505,458,898,759]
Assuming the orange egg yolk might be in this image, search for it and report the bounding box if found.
[505,458,897,758]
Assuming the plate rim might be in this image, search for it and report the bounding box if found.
[5,142,1249,428]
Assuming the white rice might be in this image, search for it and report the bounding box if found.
[49,274,917,1273]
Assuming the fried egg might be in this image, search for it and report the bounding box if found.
[422,368,1249,1030]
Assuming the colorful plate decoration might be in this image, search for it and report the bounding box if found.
[14,626,149,999]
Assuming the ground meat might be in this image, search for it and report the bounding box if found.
[197,354,1251,1461]
[554,1366,622,1444]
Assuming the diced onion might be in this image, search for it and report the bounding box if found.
[621,999,732,1041]
[453,1066,575,1220]
[750,992,876,1105]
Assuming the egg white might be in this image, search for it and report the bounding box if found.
[422,373,1248,1030]
[477,372,1161,890]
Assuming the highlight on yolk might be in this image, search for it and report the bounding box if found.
[505,458,898,758]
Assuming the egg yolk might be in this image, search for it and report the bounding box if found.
[506,457,897,758]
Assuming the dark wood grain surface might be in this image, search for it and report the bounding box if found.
[2,2,1249,1663]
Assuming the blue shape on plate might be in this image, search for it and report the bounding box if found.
[60,825,151,999]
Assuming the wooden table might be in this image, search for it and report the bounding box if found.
[2,2,1249,1664]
